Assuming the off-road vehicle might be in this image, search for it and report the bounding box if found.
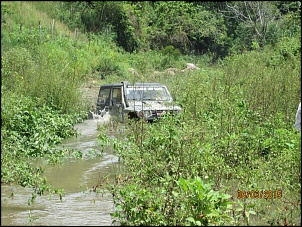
[95,81,181,122]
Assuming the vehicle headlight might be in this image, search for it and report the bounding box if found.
[138,110,153,118]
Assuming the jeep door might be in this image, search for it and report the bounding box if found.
[96,86,111,113]
[111,86,125,122]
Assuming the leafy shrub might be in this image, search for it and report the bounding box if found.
[1,93,82,157]
[1,93,85,199]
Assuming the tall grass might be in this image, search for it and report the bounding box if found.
[221,37,301,121]
[98,35,301,225]
[3,1,74,39]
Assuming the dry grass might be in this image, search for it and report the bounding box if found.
[1,1,85,40]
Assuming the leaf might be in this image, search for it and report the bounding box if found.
[172,191,179,197]
[248,210,256,215]
[207,210,219,217]
[179,178,188,191]
[186,217,195,223]
[196,220,202,225]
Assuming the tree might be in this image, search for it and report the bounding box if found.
[144,1,227,58]
[220,1,281,49]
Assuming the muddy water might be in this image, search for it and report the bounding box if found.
[1,117,121,226]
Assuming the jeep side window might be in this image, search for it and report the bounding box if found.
[98,88,111,104]
[112,88,122,104]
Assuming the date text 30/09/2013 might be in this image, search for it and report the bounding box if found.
[236,190,282,199]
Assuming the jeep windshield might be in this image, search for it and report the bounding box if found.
[126,86,172,101]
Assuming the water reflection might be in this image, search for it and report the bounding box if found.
[1,118,120,226]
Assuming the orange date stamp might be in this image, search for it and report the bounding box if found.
[236,189,282,199]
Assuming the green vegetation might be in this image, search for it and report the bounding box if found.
[99,61,301,225]
[1,1,301,226]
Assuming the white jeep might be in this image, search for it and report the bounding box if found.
[95,81,181,122]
